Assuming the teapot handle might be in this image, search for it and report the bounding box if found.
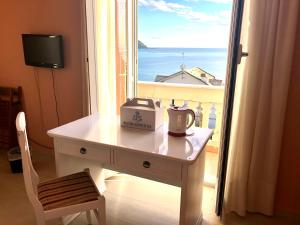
[186,109,195,129]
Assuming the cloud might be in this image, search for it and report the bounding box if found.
[138,0,190,12]
[138,0,231,25]
[151,36,162,40]
[138,0,233,48]
[140,23,231,48]
[138,0,150,6]
[204,0,232,4]
[177,9,231,25]
[177,10,219,22]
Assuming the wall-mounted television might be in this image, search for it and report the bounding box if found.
[22,34,64,69]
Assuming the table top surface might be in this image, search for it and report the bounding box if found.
[48,113,213,163]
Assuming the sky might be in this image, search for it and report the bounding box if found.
[138,0,233,48]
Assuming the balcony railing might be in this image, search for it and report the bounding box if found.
[137,81,225,150]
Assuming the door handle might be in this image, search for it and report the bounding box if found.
[238,44,248,64]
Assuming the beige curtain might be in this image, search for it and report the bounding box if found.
[224,0,299,216]
[95,0,117,116]
[84,0,127,115]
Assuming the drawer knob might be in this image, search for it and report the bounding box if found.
[80,147,87,154]
[143,161,151,168]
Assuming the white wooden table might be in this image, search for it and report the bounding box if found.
[48,113,213,225]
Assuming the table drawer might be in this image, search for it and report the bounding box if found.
[59,141,110,164]
[114,150,182,186]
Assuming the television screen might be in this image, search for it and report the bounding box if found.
[22,34,64,69]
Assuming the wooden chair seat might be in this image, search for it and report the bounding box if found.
[38,171,100,210]
[16,112,106,225]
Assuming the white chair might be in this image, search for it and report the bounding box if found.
[16,112,106,225]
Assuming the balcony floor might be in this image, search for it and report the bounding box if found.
[205,150,219,187]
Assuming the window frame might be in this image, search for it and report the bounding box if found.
[126,0,138,98]
[85,0,99,114]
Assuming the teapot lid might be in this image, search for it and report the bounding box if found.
[169,106,189,111]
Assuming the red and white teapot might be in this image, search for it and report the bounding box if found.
[167,101,195,137]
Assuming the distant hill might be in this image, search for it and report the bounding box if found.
[138,40,147,48]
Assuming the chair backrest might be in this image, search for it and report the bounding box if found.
[16,112,43,211]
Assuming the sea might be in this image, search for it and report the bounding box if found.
[138,48,228,82]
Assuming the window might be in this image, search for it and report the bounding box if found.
[135,0,233,185]
[85,0,234,185]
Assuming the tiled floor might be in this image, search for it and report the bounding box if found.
[0,147,299,225]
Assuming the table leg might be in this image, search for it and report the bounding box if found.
[179,150,205,225]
